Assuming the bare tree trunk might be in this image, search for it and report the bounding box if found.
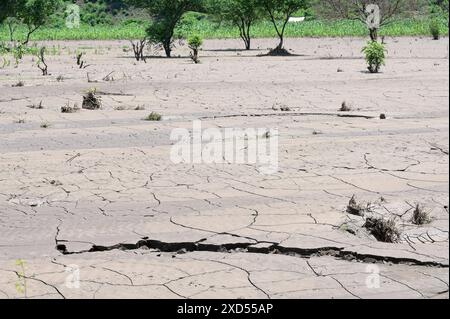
[276,36,284,50]
[163,41,172,58]
[369,28,379,42]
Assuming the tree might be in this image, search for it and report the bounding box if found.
[261,0,308,51]
[206,0,262,50]
[127,0,203,57]
[1,0,62,45]
[317,0,407,41]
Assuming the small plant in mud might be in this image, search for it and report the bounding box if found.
[430,18,440,40]
[144,112,162,121]
[188,35,203,64]
[82,88,102,110]
[56,75,64,82]
[40,122,50,129]
[339,101,352,112]
[61,102,80,114]
[411,204,432,225]
[362,41,386,74]
[364,217,401,243]
[15,259,27,298]
[346,195,371,216]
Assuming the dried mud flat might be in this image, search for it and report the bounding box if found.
[0,37,448,299]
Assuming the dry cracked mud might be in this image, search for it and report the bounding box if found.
[0,37,448,299]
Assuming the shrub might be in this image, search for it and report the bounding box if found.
[362,41,386,74]
[188,35,203,63]
[430,18,440,40]
[145,112,162,121]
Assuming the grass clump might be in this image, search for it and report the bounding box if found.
[364,217,401,243]
[144,112,162,121]
[362,41,386,74]
[411,204,432,225]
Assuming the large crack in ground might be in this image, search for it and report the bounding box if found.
[56,236,449,268]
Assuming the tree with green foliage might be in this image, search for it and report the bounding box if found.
[1,0,62,45]
[261,0,308,51]
[206,0,262,50]
[127,0,203,57]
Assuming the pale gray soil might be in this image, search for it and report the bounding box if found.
[0,37,448,299]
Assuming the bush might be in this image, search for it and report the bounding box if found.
[188,34,203,63]
[362,41,386,74]
[145,112,162,121]
[430,18,440,40]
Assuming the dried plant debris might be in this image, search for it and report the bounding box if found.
[12,81,25,87]
[82,89,102,110]
[346,195,372,216]
[364,217,401,243]
[411,204,432,225]
[27,101,44,109]
[339,101,352,112]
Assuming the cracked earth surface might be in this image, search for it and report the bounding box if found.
[0,37,448,299]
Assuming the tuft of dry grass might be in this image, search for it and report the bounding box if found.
[411,204,432,225]
[364,217,401,243]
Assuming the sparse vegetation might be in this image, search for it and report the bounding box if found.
[127,0,203,58]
